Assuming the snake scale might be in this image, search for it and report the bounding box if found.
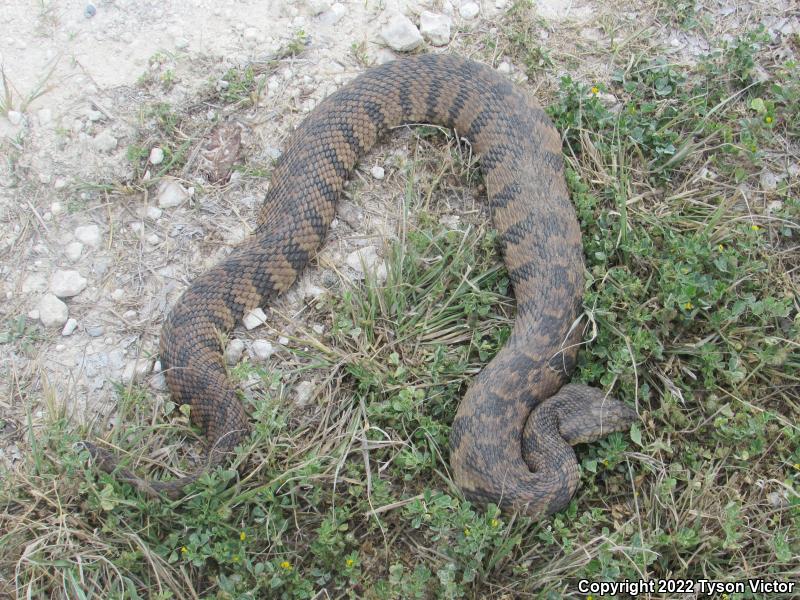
[85,54,637,518]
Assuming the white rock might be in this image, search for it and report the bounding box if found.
[420,11,452,46]
[146,206,162,219]
[278,336,290,346]
[122,361,151,384]
[22,273,48,294]
[50,269,87,297]
[307,0,331,16]
[28,309,40,321]
[50,201,63,215]
[37,108,52,125]
[346,246,383,279]
[497,61,512,74]
[92,129,118,153]
[381,13,424,52]
[295,380,315,406]
[157,178,189,208]
[319,2,346,26]
[224,339,245,365]
[111,288,125,301]
[54,177,67,190]
[38,293,69,327]
[312,323,325,335]
[243,27,259,41]
[149,147,165,165]
[7,111,23,126]
[65,241,83,261]
[62,318,78,336]
[243,307,268,329]
[371,165,385,180]
[760,170,778,191]
[460,2,480,19]
[74,224,101,247]
[250,340,275,361]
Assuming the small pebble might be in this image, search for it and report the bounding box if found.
[157,178,189,208]
[371,165,385,180]
[295,380,315,406]
[50,269,87,297]
[86,325,104,337]
[74,224,101,247]
[62,318,78,336]
[278,336,289,346]
[250,340,275,361]
[460,2,480,19]
[84,4,96,18]
[224,339,245,364]
[64,241,84,261]
[381,13,424,52]
[243,307,267,329]
[149,147,165,165]
[7,111,23,126]
[39,294,69,327]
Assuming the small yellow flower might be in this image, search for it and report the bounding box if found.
[464,528,471,536]
[280,560,292,571]
[751,224,760,231]
[718,244,724,251]
[181,546,188,554]
[345,558,355,568]
[684,301,693,310]
[794,463,800,470]
[764,115,773,124]
[240,531,247,541]
[490,518,500,528]
[591,86,599,95]
[232,554,240,563]
[603,458,610,466]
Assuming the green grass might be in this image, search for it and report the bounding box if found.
[2,5,799,600]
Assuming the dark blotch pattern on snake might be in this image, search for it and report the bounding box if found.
[85,54,637,518]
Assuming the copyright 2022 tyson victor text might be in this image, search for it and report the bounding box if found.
[578,578,795,596]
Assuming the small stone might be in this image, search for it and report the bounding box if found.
[22,273,48,294]
[84,4,96,18]
[62,318,78,336]
[28,309,40,321]
[224,338,245,364]
[123,309,137,319]
[420,11,452,46]
[111,288,125,301]
[92,129,118,153]
[460,2,480,19]
[146,233,160,245]
[38,294,69,327]
[295,380,315,406]
[497,61,512,74]
[7,111,23,126]
[175,38,189,50]
[65,241,83,261]
[307,0,331,16]
[371,165,385,180]
[50,269,87,297]
[86,325,104,337]
[319,2,346,26]
[74,224,101,247]
[346,246,381,277]
[146,206,162,220]
[381,13,424,52]
[50,201,63,215]
[760,170,778,191]
[157,178,190,208]
[37,108,52,125]
[250,340,275,361]
[243,307,268,329]
[278,336,289,346]
[149,147,165,165]
[312,323,324,335]
[86,110,103,122]
[54,177,67,190]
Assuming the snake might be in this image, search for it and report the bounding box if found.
[84,54,637,518]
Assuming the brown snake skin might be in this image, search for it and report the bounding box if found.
[85,54,637,517]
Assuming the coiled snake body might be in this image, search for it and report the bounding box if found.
[86,54,636,517]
